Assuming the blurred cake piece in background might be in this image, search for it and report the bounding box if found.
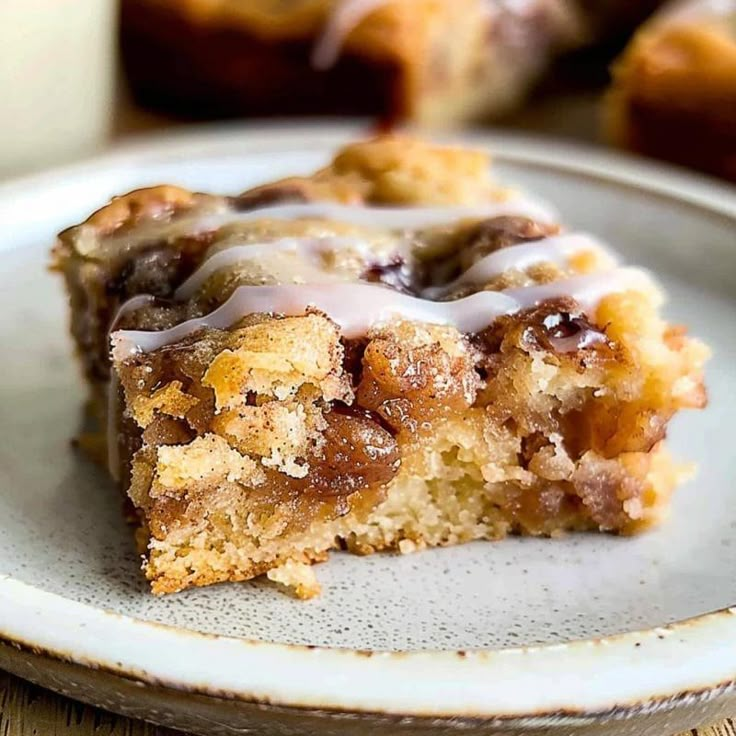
[120,0,585,125]
[606,0,736,181]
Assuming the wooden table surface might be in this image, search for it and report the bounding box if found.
[1,90,733,736]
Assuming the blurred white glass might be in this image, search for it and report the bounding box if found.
[0,0,116,178]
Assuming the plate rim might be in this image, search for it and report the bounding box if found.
[2,122,735,722]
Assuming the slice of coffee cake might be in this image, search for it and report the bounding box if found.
[53,137,708,597]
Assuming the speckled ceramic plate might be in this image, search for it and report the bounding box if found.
[1,124,735,736]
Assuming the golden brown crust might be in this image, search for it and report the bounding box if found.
[83,186,203,236]
[328,136,496,204]
[54,187,213,262]
[202,315,352,408]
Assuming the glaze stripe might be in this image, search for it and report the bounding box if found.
[423,232,615,297]
[174,236,392,300]
[111,268,656,359]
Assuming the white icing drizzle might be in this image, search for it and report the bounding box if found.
[198,200,557,231]
[105,199,557,254]
[312,0,538,70]
[173,230,613,304]
[111,268,656,361]
[311,0,394,69]
[504,267,656,312]
[109,294,157,332]
[423,232,616,298]
[174,236,393,300]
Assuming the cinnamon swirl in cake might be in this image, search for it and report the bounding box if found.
[52,137,709,597]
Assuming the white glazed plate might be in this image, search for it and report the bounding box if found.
[1,125,735,736]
